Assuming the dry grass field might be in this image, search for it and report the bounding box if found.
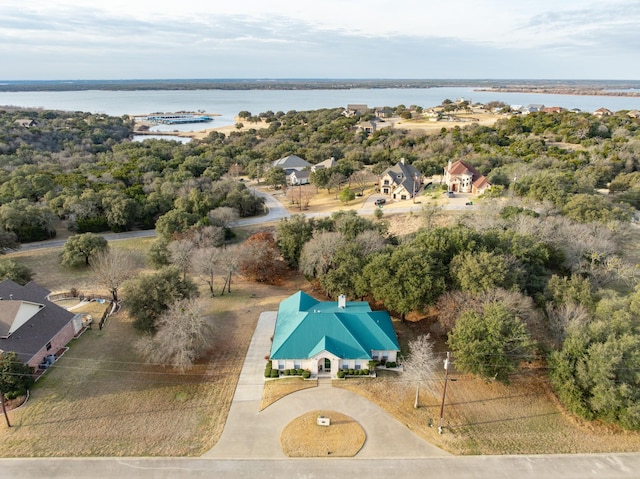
[260,378,317,411]
[1,241,304,457]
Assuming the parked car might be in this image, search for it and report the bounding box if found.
[446,191,455,198]
[374,198,386,205]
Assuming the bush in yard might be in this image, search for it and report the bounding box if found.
[363,369,369,375]
[368,360,379,370]
[264,368,272,378]
[348,369,355,376]
[296,368,304,375]
[337,370,346,379]
[386,362,396,368]
[302,370,311,379]
[284,369,291,376]
[270,369,279,378]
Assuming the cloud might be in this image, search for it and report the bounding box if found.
[0,1,639,79]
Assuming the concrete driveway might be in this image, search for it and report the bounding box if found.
[203,312,449,459]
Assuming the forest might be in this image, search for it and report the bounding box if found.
[1,103,640,430]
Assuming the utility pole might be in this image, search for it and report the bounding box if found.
[438,351,453,434]
[1,393,11,428]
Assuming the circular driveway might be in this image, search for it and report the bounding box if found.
[203,312,449,459]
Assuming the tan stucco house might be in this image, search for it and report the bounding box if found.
[444,160,492,194]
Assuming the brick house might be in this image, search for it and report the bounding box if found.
[444,160,492,194]
[0,280,82,369]
[378,159,423,200]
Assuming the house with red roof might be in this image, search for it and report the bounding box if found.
[444,160,492,194]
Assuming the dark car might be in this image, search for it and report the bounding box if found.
[446,191,455,198]
[374,198,386,205]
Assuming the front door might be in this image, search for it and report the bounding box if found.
[324,358,331,371]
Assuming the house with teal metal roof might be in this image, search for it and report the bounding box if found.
[270,291,400,377]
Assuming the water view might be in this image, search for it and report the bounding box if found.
[2,87,640,131]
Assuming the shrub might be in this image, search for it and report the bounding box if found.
[270,369,279,378]
[302,370,311,379]
[264,369,272,378]
[368,360,379,369]
[348,369,355,376]
[296,368,304,375]
[265,361,272,369]
[336,370,346,379]
[284,369,291,376]
[363,369,369,375]
[386,362,396,368]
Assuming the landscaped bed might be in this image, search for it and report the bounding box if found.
[280,410,365,457]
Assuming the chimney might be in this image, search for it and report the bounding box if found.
[400,158,405,165]
[338,294,346,309]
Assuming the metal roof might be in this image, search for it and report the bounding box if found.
[270,291,399,360]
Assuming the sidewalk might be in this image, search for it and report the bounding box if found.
[203,311,449,459]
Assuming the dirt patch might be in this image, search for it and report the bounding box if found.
[280,410,365,457]
[260,378,317,411]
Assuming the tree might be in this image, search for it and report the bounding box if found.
[448,302,535,383]
[0,352,34,398]
[60,233,108,267]
[549,302,640,430]
[360,244,446,321]
[192,246,228,297]
[0,229,18,254]
[266,167,287,189]
[237,232,284,284]
[449,251,521,294]
[339,187,355,204]
[276,215,315,268]
[349,169,376,195]
[401,335,440,408]
[91,248,136,302]
[0,259,33,285]
[123,265,199,332]
[136,298,211,372]
[168,238,196,279]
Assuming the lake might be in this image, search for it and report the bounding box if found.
[2,87,640,130]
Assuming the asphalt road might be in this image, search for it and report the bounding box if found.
[1,454,639,479]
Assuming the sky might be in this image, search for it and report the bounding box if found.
[1,0,639,80]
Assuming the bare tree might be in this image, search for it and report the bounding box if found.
[421,201,445,229]
[208,207,238,229]
[137,298,211,372]
[189,225,225,249]
[546,301,591,346]
[169,238,196,279]
[91,248,137,302]
[299,231,346,278]
[349,169,377,195]
[192,246,220,297]
[402,334,440,409]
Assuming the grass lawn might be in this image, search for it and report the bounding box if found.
[0,243,303,457]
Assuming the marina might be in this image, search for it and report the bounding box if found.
[143,113,214,124]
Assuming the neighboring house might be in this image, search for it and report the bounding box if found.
[271,155,311,172]
[444,159,492,194]
[0,280,83,369]
[375,107,394,118]
[287,169,310,186]
[311,157,337,172]
[379,159,422,200]
[14,119,39,128]
[270,291,400,377]
[522,104,545,115]
[542,106,565,114]
[594,107,613,117]
[343,104,370,117]
[356,120,378,135]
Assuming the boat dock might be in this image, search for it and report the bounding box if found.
[144,113,214,125]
